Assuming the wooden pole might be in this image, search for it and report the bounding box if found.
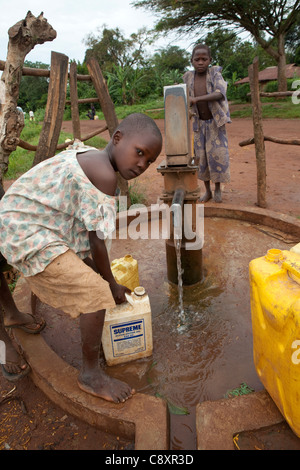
[66,97,99,105]
[248,57,267,208]
[0,60,91,81]
[18,124,108,151]
[69,61,81,140]
[86,58,118,136]
[33,52,69,166]
[87,57,128,201]
[240,136,300,147]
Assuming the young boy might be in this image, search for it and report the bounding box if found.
[0,113,162,403]
[0,183,45,382]
[183,44,231,203]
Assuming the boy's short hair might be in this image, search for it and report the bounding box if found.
[192,44,211,59]
[115,113,162,143]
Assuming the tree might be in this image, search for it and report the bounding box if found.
[83,25,152,73]
[106,65,148,105]
[285,13,300,64]
[203,28,276,80]
[133,0,300,91]
[18,61,50,111]
[150,45,190,74]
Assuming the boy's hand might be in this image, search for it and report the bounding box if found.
[110,282,131,304]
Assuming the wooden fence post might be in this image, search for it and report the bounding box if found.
[33,52,69,166]
[69,61,81,140]
[248,57,267,208]
[87,57,128,201]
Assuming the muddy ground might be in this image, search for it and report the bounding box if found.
[0,113,299,450]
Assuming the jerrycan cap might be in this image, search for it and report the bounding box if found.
[265,249,283,262]
[134,286,146,296]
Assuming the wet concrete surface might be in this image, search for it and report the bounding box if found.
[36,215,300,450]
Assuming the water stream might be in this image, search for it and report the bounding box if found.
[175,238,185,324]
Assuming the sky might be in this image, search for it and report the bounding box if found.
[0,0,195,65]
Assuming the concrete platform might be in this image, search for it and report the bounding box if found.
[11,204,300,450]
[196,390,285,450]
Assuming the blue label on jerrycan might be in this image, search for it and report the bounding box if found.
[110,319,146,358]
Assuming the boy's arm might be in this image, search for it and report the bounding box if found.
[88,231,131,304]
[190,91,223,105]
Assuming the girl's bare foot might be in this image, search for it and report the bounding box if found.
[77,368,135,403]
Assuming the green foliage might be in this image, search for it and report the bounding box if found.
[134,0,300,91]
[230,99,300,119]
[150,45,190,74]
[83,26,152,72]
[285,13,300,65]
[264,78,297,92]
[106,65,149,105]
[4,122,107,180]
[128,181,147,206]
[18,61,49,112]
[225,382,254,399]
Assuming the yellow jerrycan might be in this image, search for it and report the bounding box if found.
[249,249,300,437]
[102,286,153,366]
[111,254,139,292]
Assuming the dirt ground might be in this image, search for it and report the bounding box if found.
[61,114,300,218]
[1,112,300,451]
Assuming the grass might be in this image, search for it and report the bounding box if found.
[96,98,165,120]
[230,98,300,119]
[4,121,108,180]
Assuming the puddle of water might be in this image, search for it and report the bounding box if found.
[40,217,292,450]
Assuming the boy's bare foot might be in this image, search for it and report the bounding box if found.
[4,312,45,334]
[200,190,212,203]
[0,332,30,381]
[77,368,135,403]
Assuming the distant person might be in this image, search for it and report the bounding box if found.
[0,183,45,383]
[0,113,162,403]
[183,44,231,203]
[87,104,96,120]
[29,110,35,121]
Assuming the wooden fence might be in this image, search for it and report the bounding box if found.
[239,57,300,208]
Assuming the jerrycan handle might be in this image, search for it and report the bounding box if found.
[125,293,135,306]
[282,260,300,284]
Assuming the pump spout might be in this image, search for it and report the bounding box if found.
[171,188,186,239]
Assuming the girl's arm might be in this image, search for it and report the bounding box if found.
[88,231,131,303]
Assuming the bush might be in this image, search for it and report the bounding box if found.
[264,78,296,93]
[228,83,251,102]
